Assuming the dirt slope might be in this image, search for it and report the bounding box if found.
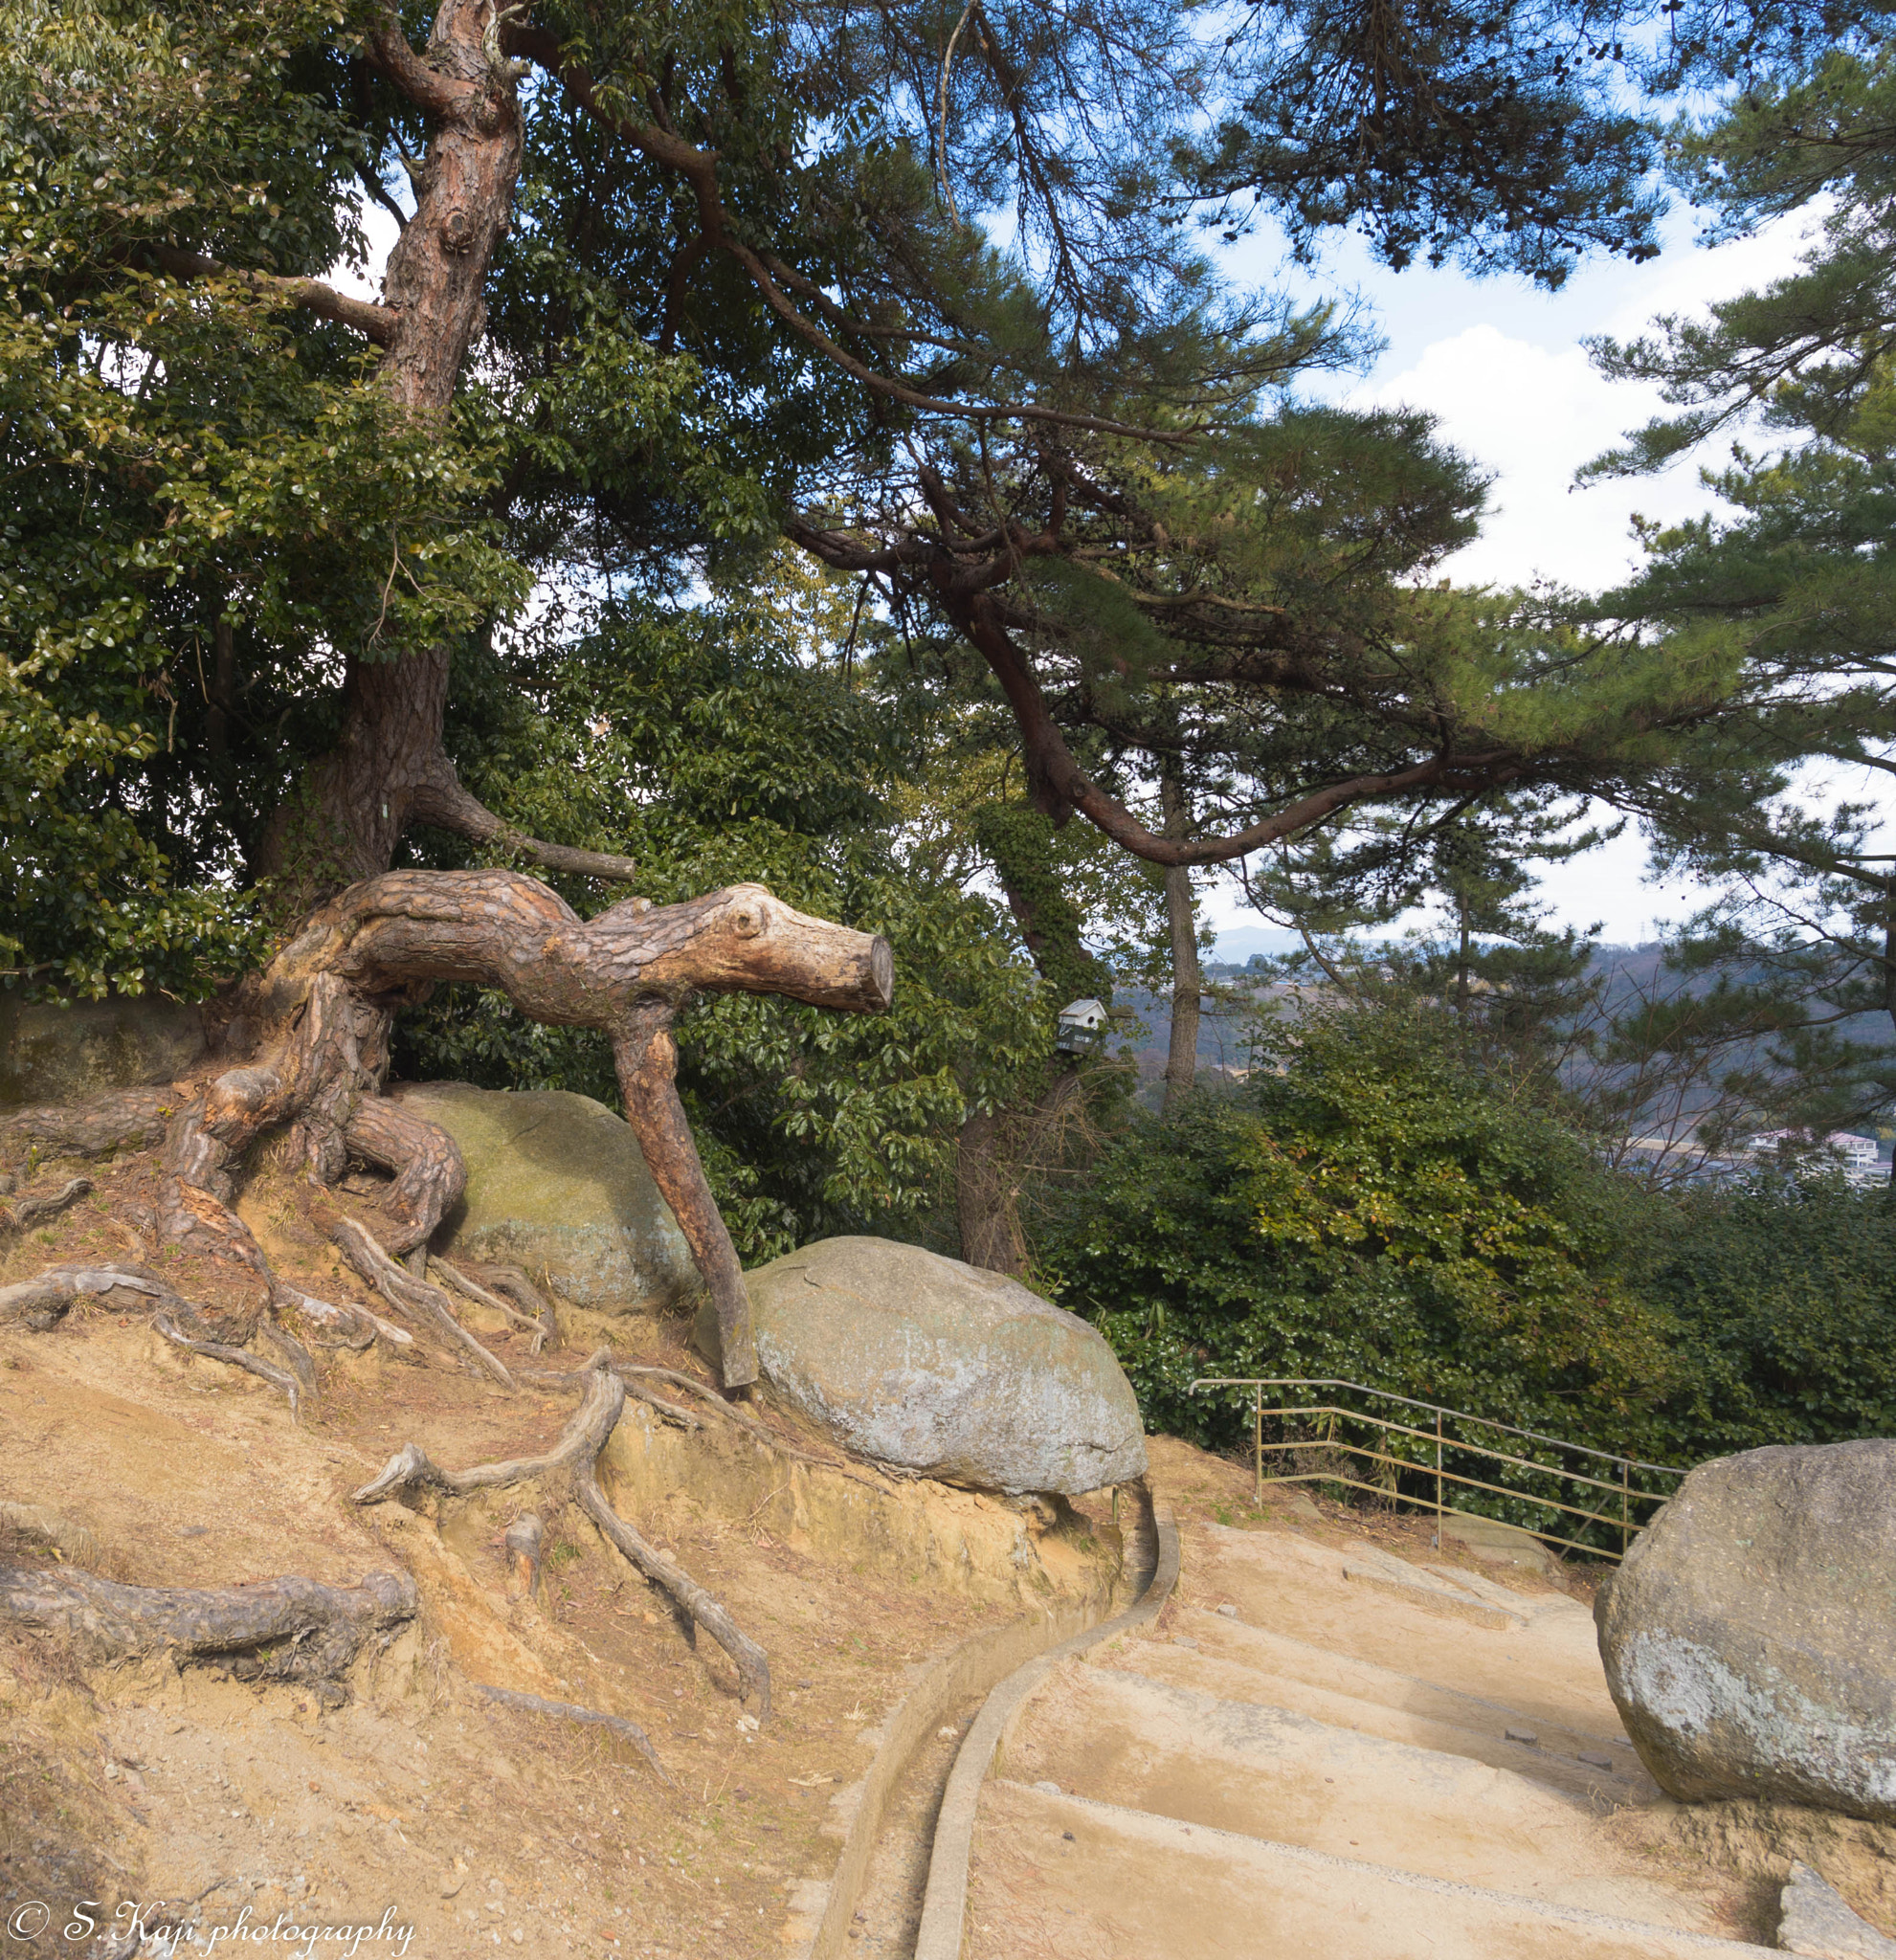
[0,1157,1125,1958]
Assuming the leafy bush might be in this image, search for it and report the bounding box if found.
[1038,999,1680,1456]
[1640,1176,1896,1458]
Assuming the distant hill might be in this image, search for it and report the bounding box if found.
[1207,924,1305,965]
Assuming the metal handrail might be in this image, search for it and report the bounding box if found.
[1192,1376,1684,1476]
[1190,1376,1687,1562]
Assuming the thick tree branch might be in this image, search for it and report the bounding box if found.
[506,26,1193,445]
[409,771,640,881]
[140,245,399,345]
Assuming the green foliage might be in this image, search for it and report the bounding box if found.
[394,578,1048,1259]
[1039,997,1678,1451]
[1639,1175,1896,1456]
[0,0,523,993]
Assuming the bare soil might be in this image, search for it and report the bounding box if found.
[0,1153,1123,1959]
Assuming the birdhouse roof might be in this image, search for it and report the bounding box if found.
[1059,998,1108,1024]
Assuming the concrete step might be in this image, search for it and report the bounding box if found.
[1111,1604,1647,1790]
[1000,1662,1727,1927]
[965,1780,1777,1960]
[1186,1522,1621,1737]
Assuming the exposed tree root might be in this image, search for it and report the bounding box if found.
[480,1265,560,1352]
[152,1309,306,1422]
[0,1564,416,1705]
[353,1365,625,1502]
[351,1359,771,1716]
[431,1256,548,1353]
[0,869,892,1392]
[0,1090,174,1160]
[503,1514,545,1595]
[617,1361,913,1490]
[471,1682,670,1783]
[573,1470,770,1718]
[0,1174,92,1236]
[0,1260,316,1419]
[328,1212,515,1390]
[277,1282,406,1352]
[0,1262,171,1329]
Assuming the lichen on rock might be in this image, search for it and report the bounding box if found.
[700,1236,1149,1496]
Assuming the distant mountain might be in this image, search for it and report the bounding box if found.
[1208,924,1305,965]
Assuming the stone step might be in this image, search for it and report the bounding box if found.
[1122,1639,1639,1798]
[1000,1663,1729,1927]
[965,1780,1777,1960]
[1112,1606,1646,1787]
[1186,1522,1620,1736]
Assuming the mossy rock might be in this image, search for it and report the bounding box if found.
[0,994,207,1108]
[396,1082,703,1318]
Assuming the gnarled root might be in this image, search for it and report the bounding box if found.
[0,870,892,1392]
[480,1265,559,1353]
[473,1682,670,1783]
[153,1308,306,1423]
[352,1359,771,1717]
[353,1364,624,1502]
[431,1257,551,1355]
[0,1260,314,1420]
[0,1174,92,1236]
[0,1261,172,1329]
[0,1563,416,1705]
[574,1470,770,1718]
[328,1213,514,1390]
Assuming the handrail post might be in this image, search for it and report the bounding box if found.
[1254,1384,1262,1505]
[1435,1409,1443,1547]
[1620,1459,1630,1556]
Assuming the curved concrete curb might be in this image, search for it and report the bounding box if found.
[804,1484,1162,1960]
[912,1501,1181,1960]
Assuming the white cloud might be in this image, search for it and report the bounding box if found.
[1345,211,1821,592]
[1350,325,1679,590]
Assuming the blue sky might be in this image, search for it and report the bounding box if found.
[1198,204,1836,953]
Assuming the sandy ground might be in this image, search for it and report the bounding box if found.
[0,1156,1125,1960]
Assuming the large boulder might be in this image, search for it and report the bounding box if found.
[394,1082,703,1317]
[701,1236,1148,1496]
[1595,1440,1896,1821]
[0,993,206,1108]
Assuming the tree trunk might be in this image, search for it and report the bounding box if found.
[956,1107,1028,1276]
[1161,772,1200,1115]
[259,0,533,899]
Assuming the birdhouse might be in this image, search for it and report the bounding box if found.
[1056,997,1109,1055]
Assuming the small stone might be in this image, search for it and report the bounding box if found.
[102,1761,121,1781]
[1216,1604,1238,1618]
[1577,1752,1614,1771]
[1062,1832,1075,1842]
[1171,1637,1198,1651]
[1505,1728,1539,1747]
[509,1931,524,1946]
[1778,1860,1896,1959]
[1033,1780,1061,1795]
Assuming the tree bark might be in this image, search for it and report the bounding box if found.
[2,871,892,1389]
[0,1565,415,1704]
[255,0,587,900]
[1161,772,1201,1115]
[955,1107,1028,1276]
